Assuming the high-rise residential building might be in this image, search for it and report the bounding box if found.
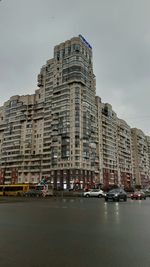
[37,35,98,189]
[0,35,150,189]
[96,98,134,190]
[131,128,149,187]
[0,36,98,188]
[146,136,150,183]
[0,93,44,184]
[96,96,118,189]
[95,96,103,185]
[117,118,133,189]
[0,106,4,183]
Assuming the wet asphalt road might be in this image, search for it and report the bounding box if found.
[0,197,150,267]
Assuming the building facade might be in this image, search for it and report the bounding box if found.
[131,128,149,188]
[0,36,150,189]
[38,36,98,189]
[0,93,44,184]
[117,119,133,189]
[96,97,119,189]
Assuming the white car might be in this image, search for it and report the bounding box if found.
[83,189,104,198]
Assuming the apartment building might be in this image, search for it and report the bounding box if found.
[96,99,134,190]
[0,92,44,184]
[95,96,103,185]
[0,36,98,187]
[0,106,4,183]
[117,118,133,189]
[0,35,150,189]
[131,128,149,187]
[146,136,150,186]
[36,35,98,189]
[96,96,118,189]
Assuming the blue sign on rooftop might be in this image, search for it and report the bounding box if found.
[79,34,92,49]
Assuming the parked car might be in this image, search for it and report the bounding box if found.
[130,191,146,200]
[83,189,104,198]
[24,189,43,197]
[105,188,127,202]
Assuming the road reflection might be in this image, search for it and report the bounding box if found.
[104,202,120,224]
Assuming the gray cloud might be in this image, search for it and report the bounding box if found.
[0,0,150,134]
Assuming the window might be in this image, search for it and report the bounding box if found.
[57,52,60,61]
[75,44,80,52]
[10,100,17,107]
[68,46,71,54]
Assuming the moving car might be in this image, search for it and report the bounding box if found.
[130,191,146,200]
[105,188,127,202]
[83,189,104,198]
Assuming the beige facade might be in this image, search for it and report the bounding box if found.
[146,136,150,183]
[96,96,119,189]
[131,128,149,187]
[39,36,98,189]
[0,36,150,189]
[0,36,98,188]
[117,119,133,189]
[96,99,134,190]
[0,93,44,184]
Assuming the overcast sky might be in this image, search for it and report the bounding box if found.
[0,0,150,134]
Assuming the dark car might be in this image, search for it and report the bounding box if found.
[105,188,127,202]
[130,191,146,200]
[24,189,43,197]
